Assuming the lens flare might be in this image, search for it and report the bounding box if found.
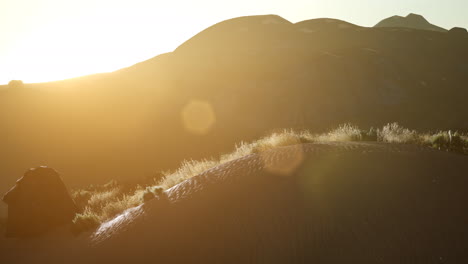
[181,99,216,135]
[261,144,304,176]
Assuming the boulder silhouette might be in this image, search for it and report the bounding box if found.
[2,166,78,237]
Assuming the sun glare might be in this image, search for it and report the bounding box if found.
[0,7,189,84]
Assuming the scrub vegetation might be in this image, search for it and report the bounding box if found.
[70,123,468,234]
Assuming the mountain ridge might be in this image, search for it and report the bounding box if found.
[374,13,447,32]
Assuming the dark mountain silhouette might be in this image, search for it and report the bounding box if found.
[374,13,447,32]
[0,14,467,199]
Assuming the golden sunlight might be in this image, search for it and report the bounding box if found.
[1,0,468,261]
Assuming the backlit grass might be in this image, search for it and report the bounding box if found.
[70,122,467,234]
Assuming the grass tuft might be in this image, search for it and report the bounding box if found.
[429,131,468,153]
[251,130,314,153]
[71,209,100,235]
[159,159,219,190]
[378,122,419,143]
[317,123,362,142]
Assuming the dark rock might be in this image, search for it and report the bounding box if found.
[2,166,78,238]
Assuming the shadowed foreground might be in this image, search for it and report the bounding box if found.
[1,142,468,263]
[89,142,468,263]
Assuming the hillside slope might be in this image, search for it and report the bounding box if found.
[0,14,467,196]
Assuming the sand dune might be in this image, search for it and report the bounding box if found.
[85,142,468,263]
[2,142,468,263]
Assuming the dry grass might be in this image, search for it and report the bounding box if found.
[70,180,168,234]
[158,130,315,190]
[69,122,468,234]
[99,193,143,221]
[158,123,467,191]
[71,209,100,235]
[251,130,314,153]
[378,122,419,143]
[426,131,468,152]
[316,123,363,142]
[70,182,150,234]
[159,159,219,190]
[87,188,121,211]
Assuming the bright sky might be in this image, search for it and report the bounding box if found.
[1,0,467,85]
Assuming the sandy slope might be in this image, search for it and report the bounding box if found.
[91,142,468,263]
[2,142,468,263]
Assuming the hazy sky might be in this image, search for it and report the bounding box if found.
[1,0,467,84]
